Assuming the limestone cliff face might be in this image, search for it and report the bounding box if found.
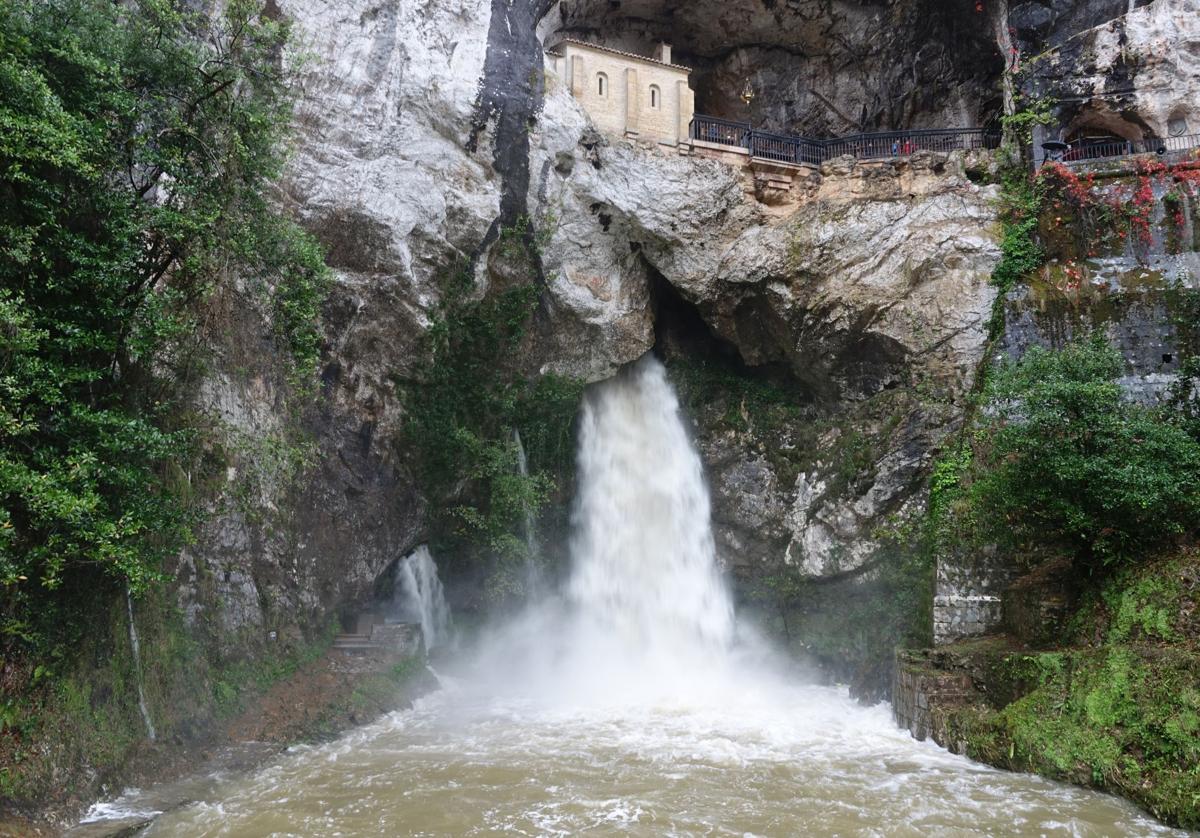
[529,82,1001,578]
[1015,0,1200,142]
[175,0,1196,657]
[173,0,501,650]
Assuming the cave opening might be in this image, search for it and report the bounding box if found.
[1053,109,1145,160]
[539,0,1005,138]
[648,267,815,411]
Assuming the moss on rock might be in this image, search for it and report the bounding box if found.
[911,549,1200,830]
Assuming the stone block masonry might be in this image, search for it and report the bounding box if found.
[934,545,1017,644]
[892,651,980,743]
[547,39,694,147]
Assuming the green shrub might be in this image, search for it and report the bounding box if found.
[401,256,583,600]
[969,336,1200,566]
[991,165,1045,294]
[0,0,330,653]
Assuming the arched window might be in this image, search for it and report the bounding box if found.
[596,73,608,97]
[649,85,661,109]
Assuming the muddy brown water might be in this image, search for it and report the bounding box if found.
[77,358,1193,837]
[77,681,1189,838]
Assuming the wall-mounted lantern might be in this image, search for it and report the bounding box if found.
[740,79,755,107]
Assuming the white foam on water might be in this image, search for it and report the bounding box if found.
[79,795,162,824]
[128,354,1189,837]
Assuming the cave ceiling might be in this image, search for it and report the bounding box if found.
[545,0,1006,135]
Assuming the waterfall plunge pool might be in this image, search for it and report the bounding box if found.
[79,356,1191,837]
[93,677,1185,837]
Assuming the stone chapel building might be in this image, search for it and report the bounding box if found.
[547,39,696,147]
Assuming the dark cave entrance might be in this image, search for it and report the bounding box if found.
[647,267,815,412]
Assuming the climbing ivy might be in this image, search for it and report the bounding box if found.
[401,244,583,603]
[999,94,1054,150]
[991,164,1045,295]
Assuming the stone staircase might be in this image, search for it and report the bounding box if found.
[331,614,423,660]
[331,632,378,654]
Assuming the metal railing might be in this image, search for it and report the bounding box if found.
[689,115,1001,165]
[747,129,825,166]
[690,114,749,147]
[1151,133,1200,156]
[692,117,1200,171]
[1036,132,1200,166]
[1046,133,1200,166]
[823,128,1001,160]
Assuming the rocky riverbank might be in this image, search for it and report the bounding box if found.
[894,547,1200,830]
[1,634,435,835]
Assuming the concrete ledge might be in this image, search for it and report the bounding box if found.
[690,139,749,157]
[749,157,819,174]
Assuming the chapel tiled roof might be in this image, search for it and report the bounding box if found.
[547,38,693,72]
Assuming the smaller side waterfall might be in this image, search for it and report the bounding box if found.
[125,587,156,741]
[512,428,542,593]
[393,546,452,651]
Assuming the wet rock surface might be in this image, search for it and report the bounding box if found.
[14,0,1200,830]
[178,0,1195,691]
[1018,0,1200,142]
[545,0,1005,137]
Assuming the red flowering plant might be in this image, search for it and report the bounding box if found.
[1128,173,1158,252]
[1176,166,1200,251]
[1037,256,1093,298]
[1162,188,1187,253]
[1035,162,1124,260]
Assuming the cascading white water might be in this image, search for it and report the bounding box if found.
[392,546,451,651]
[104,352,1189,837]
[569,354,734,654]
[511,428,543,592]
[125,587,156,741]
[466,354,748,706]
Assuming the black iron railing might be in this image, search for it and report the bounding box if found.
[690,114,750,147]
[747,129,825,166]
[1045,133,1200,166]
[689,116,1001,165]
[823,128,1001,160]
[1150,133,1200,156]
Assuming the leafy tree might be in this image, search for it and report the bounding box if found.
[0,0,329,649]
[969,336,1200,566]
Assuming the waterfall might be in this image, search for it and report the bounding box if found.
[393,546,451,651]
[99,356,1187,838]
[568,354,734,662]
[125,587,156,741]
[468,353,744,704]
[512,428,542,593]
